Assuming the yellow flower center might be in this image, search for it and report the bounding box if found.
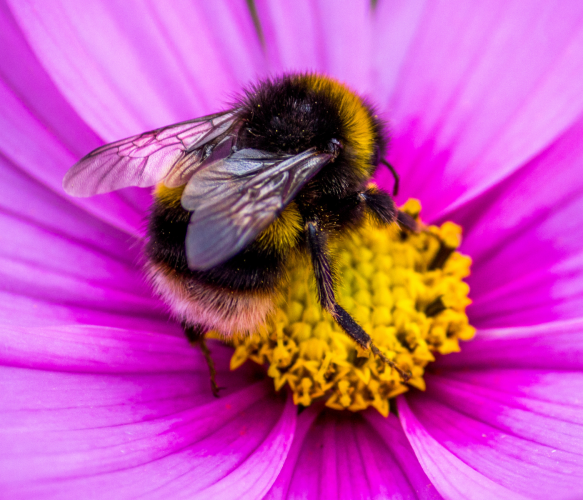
[227,200,474,416]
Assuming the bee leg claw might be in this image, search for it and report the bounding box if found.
[369,343,411,382]
[396,210,419,233]
[196,337,221,398]
[183,323,221,397]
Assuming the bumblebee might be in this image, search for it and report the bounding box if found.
[64,74,413,394]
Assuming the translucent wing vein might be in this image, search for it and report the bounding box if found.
[183,148,333,270]
[63,111,238,197]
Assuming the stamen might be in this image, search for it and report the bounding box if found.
[224,199,474,416]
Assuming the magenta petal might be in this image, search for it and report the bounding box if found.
[2,324,198,373]
[255,0,373,92]
[436,319,583,371]
[398,397,529,500]
[399,363,583,500]
[0,291,172,330]
[0,154,139,264]
[0,143,169,324]
[0,2,100,159]
[370,0,426,102]
[0,187,161,323]
[364,411,442,500]
[266,408,440,499]
[8,0,264,141]
[0,334,296,498]
[264,405,320,499]
[446,115,583,327]
[0,2,153,234]
[0,80,146,237]
[254,0,325,73]
[0,216,158,318]
[379,1,583,219]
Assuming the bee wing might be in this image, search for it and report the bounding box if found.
[182,148,333,270]
[63,110,239,197]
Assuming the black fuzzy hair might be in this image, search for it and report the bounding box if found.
[235,73,387,198]
[236,73,386,158]
[237,74,344,155]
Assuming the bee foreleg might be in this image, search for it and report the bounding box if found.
[182,322,221,397]
[396,210,419,232]
[306,220,411,382]
[361,188,419,232]
[361,188,397,225]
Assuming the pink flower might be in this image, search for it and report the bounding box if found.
[2,0,583,498]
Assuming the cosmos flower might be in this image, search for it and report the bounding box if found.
[2,0,583,498]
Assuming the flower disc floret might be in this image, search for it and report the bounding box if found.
[228,200,474,416]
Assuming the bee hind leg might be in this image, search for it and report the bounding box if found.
[182,322,221,397]
[306,219,411,382]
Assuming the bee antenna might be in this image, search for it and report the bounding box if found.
[380,159,399,197]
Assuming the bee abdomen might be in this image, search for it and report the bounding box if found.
[148,262,276,335]
[147,187,299,292]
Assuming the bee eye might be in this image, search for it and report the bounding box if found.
[327,138,342,156]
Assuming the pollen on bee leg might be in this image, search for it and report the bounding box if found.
[229,199,475,417]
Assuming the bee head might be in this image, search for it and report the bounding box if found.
[237,74,386,193]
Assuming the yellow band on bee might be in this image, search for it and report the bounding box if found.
[154,184,185,207]
[294,74,377,178]
[255,202,303,253]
